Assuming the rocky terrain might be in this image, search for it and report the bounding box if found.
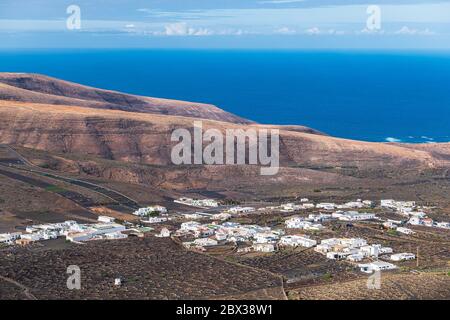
[1,73,450,202]
[1,74,450,301]
[0,237,285,300]
[0,73,450,198]
[0,73,251,124]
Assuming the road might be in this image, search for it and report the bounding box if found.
[0,275,38,300]
[0,144,142,210]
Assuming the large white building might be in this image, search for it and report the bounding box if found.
[253,243,275,253]
[174,198,219,208]
[359,261,397,273]
[285,217,324,230]
[66,223,126,242]
[337,211,376,221]
[228,206,255,214]
[390,253,416,261]
[133,206,167,217]
[316,203,336,210]
[396,227,415,235]
[279,235,317,248]
[98,216,115,223]
[0,232,22,245]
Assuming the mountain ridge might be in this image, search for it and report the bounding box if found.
[1,73,450,193]
[0,73,252,124]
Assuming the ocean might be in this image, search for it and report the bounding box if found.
[1,49,450,143]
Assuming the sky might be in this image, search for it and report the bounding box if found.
[0,0,450,48]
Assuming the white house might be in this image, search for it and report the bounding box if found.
[381,200,415,211]
[316,203,336,210]
[326,252,348,260]
[66,223,126,242]
[390,253,416,261]
[279,235,317,248]
[214,232,228,241]
[254,232,280,244]
[308,213,332,222]
[20,233,43,242]
[338,211,376,221]
[194,238,218,247]
[285,217,304,229]
[379,246,394,254]
[174,198,219,208]
[195,228,215,238]
[359,244,382,258]
[133,206,167,217]
[253,243,275,253]
[211,213,231,221]
[143,217,169,224]
[228,206,255,214]
[396,227,415,235]
[347,253,364,262]
[156,228,171,238]
[409,211,427,218]
[0,232,22,245]
[436,221,450,229]
[180,221,201,232]
[105,232,128,240]
[98,216,115,223]
[359,261,397,273]
[303,223,324,231]
[340,238,367,248]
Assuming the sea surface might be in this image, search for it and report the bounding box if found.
[1,49,450,143]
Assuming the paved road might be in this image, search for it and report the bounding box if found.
[0,144,141,210]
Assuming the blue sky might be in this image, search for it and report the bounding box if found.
[1,0,450,48]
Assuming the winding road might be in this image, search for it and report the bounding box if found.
[0,144,142,211]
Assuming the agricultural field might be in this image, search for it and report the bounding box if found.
[0,236,285,300]
[288,271,450,300]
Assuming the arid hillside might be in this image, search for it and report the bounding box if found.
[1,74,450,196]
[0,73,251,124]
[0,100,444,168]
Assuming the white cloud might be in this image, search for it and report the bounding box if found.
[125,24,135,28]
[303,27,346,36]
[395,26,417,35]
[358,28,385,35]
[385,137,402,143]
[305,27,320,35]
[161,22,213,36]
[395,26,436,35]
[275,27,296,35]
[216,29,246,35]
[420,28,436,35]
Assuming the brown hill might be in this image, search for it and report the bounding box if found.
[0,73,251,124]
[1,74,450,196]
[0,100,441,169]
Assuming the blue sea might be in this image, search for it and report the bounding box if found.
[1,49,450,143]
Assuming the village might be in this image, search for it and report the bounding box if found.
[1,197,449,276]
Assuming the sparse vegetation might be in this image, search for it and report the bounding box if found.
[44,185,66,193]
[0,237,284,300]
[387,229,399,236]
